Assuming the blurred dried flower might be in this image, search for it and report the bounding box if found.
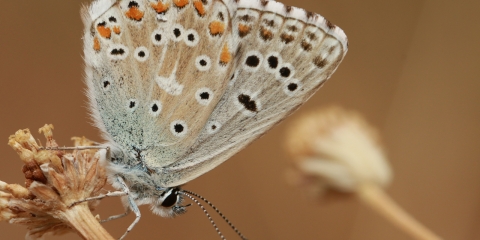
[285,106,391,194]
[285,106,441,240]
[1,124,113,239]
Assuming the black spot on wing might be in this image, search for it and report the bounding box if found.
[238,94,257,112]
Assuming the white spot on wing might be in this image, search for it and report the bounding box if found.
[149,100,162,117]
[171,24,185,42]
[107,44,129,60]
[195,55,211,71]
[134,46,149,62]
[151,29,166,45]
[275,62,295,81]
[170,120,188,137]
[243,50,263,72]
[184,29,200,47]
[264,52,282,73]
[283,78,302,96]
[234,90,261,117]
[206,121,221,134]
[155,62,183,95]
[195,87,213,106]
[127,99,138,112]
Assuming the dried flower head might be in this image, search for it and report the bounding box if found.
[285,107,442,240]
[285,106,392,194]
[1,124,113,239]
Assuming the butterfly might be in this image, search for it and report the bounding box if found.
[81,0,347,237]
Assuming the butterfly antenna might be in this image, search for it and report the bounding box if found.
[182,190,247,240]
[181,192,226,240]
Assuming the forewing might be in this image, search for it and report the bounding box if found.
[83,0,235,168]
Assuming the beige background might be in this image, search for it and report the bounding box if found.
[1,0,479,239]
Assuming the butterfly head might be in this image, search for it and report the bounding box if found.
[151,187,189,217]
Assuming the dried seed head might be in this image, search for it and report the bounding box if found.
[285,106,392,194]
[1,124,110,239]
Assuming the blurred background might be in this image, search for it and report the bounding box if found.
[0,0,479,239]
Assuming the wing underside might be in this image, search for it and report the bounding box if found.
[82,0,347,187]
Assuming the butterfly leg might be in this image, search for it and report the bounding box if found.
[119,193,141,240]
[105,175,141,240]
[69,173,128,207]
[70,190,128,207]
[42,146,108,151]
[100,208,131,223]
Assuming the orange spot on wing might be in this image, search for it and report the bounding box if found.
[209,21,225,36]
[125,6,144,21]
[113,26,121,34]
[219,44,231,65]
[97,25,111,39]
[260,26,273,41]
[93,37,101,51]
[280,33,295,44]
[173,0,189,8]
[238,24,251,37]
[193,0,206,16]
[151,1,170,13]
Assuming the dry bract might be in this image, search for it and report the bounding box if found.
[0,124,113,239]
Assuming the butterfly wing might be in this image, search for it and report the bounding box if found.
[157,0,348,187]
[83,0,238,172]
[83,0,347,188]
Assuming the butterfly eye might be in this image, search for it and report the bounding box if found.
[195,88,213,106]
[149,100,162,117]
[160,188,180,207]
[170,120,188,137]
[195,55,211,71]
[134,46,149,62]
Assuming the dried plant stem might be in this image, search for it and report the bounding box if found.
[63,204,114,240]
[358,183,442,240]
